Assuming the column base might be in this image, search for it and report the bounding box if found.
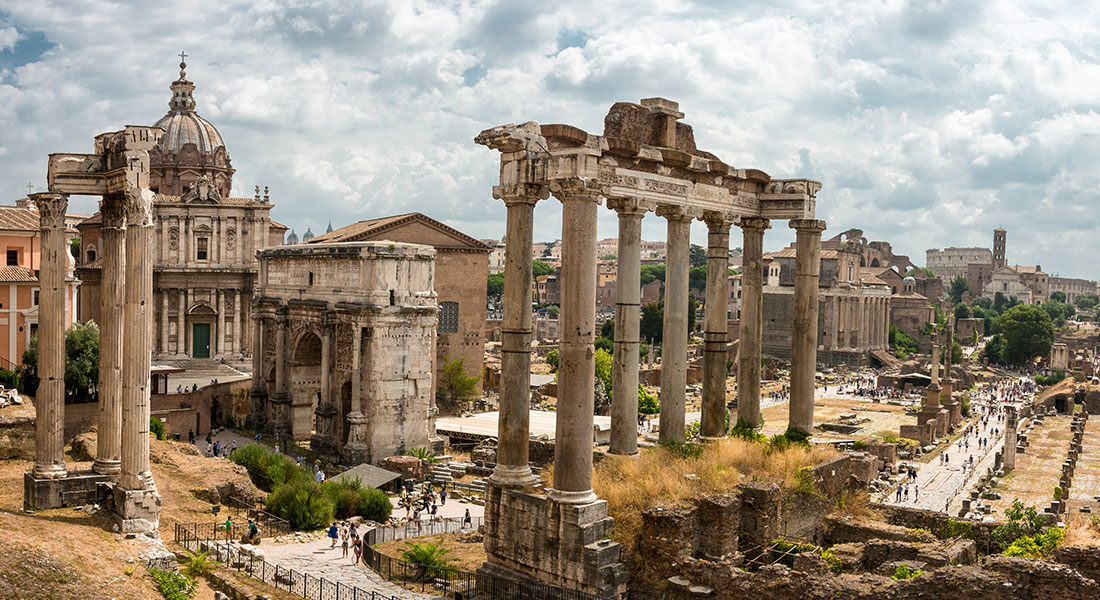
[112,485,162,534]
[92,458,121,475]
[268,392,291,433]
[32,462,67,480]
[548,488,598,505]
[248,387,268,424]
[488,464,539,488]
[23,470,113,511]
[341,412,370,465]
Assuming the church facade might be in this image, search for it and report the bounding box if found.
[76,59,286,364]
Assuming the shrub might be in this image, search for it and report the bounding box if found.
[851,440,868,451]
[229,443,308,492]
[0,368,19,390]
[994,499,1048,549]
[1003,527,1064,558]
[148,567,196,600]
[150,416,166,441]
[407,447,439,464]
[891,563,922,580]
[320,477,392,522]
[180,550,213,578]
[265,455,310,489]
[265,481,334,530]
[937,519,975,540]
[360,485,393,522]
[730,418,765,442]
[401,540,457,580]
[638,385,659,415]
[820,547,843,573]
[794,467,821,497]
[1035,371,1066,386]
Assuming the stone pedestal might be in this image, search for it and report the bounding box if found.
[248,387,268,426]
[341,412,370,465]
[267,392,292,434]
[112,485,162,534]
[24,471,113,511]
[737,218,770,428]
[311,403,339,457]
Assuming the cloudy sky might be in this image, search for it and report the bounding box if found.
[1,1,1098,279]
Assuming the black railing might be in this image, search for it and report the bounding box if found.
[174,522,403,600]
[364,517,608,600]
[225,495,293,538]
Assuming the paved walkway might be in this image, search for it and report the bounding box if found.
[263,537,432,600]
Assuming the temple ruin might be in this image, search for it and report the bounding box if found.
[475,98,825,597]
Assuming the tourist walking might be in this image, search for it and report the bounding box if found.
[328,522,339,549]
[341,526,350,558]
[464,508,472,527]
[352,533,362,563]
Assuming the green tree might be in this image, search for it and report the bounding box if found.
[532,260,554,278]
[920,267,936,279]
[688,294,698,333]
[545,304,560,319]
[436,357,480,413]
[70,236,81,260]
[688,265,708,291]
[1074,295,1099,310]
[993,292,1007,313]
[972,297,993,310]
[950,340,963,365]
[546,349,559,372]
[954,303,971,320]
[984,334,1007,363]
[640,264,666,285]
[640,302,664,344]
[999,304,1054,365]
[889,325,918,358]
[689,244,707,268]
[486,272,505,300]
[21,321,100,402]
[948,277,970,303]
[600,319,615,340]
[638,385,658,414]
[594,348,613,413]
[1050,291,1067,303]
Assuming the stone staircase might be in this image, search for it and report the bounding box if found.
[158,358,249,382]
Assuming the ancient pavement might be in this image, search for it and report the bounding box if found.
[262,537,432,600]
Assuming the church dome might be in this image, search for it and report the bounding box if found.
[302,228,315,242]
[286,230,299,245]
[902,276,916,284]
[149,55,235,197]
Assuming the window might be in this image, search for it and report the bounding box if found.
[5,249,17,266]
[196,237,209,261]
[86,249,96,262]
[33,290,39,306]
[308,272,314,286]
[439,301,459,333]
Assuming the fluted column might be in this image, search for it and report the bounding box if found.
[177,289,185,356]
[737,218,770,428]
[702,213,734,439]
[31,192,68,479]
[216,290,225,357]
[788,219,825,436]
[550,180,600,504]
[607,198,648,456]
[320,325,332,407]
[94,196,126,475]
[657,205,693,444]
[490,185,545,488]
[119,188,155,491]
[233,291,242,355]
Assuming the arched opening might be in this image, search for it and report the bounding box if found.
[870,258,880,267]
[859,256,866,267]
[341,380,353,446]
[289,330,322,440]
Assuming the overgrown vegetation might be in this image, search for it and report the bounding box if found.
[937,519,975,540]
[21,321,101,401]
[1034,371,1066,386]
[994,499,1055,552]
[148,567,197,600]
[401,540,458,580]
[265,481,334,530]
[1003,526,1064,558]
[149,416,166,441]
[179,550,213,579]
[436,357,480,414]
[890,563,922,580]
[888,325,919,359]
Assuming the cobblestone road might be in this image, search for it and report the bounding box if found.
[262,537,433,600]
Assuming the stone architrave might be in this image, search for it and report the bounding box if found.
[490,186,545,487]
[657,204,695,444]
[114,186,162,533]
[549,179,600,504]
[607,197,650,455]
[737,218,770,428]
[788,219,825,435]
[31,192,69,480]
[94,196,126,475]
[701,212,734,439]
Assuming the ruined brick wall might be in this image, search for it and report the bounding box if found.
[762,291,795,360]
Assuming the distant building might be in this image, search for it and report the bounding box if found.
[1049,276,1095,304]
[925,246,991,285]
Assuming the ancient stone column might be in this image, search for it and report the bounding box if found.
[788,219,825,436]
[702,213,734,439]
[1004,404,1018,471]
[249,310,267,423]
[176,291,185,356]
[343,323,369,464]
[270,308,290,431]
[320,325,332,407]
[551,180,600,504]
[94,196,126,475]
[233,291,242,355]
[607,198,648,456]
[657,205,693,444]
[31,192,68,480]
[119,188,155,493]
[490,188,544,487]
[737,218,770,428]
[215,289,225,356]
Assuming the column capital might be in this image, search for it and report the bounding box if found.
[789,218,827,234]
[101,195,128,229]
[494,183,549,205]
[123,187,154,227]
[550,178,602,202]
[605,196,654,216]
[31,192,68,230]
[702,210,736,231]
[738,217,771,232]
[655,203,701,222]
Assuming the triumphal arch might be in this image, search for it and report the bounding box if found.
[475,99,825,597]
[23,125,163,533]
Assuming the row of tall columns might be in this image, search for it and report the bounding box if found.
[658,206,693,444]
[788,220,826,435]
[701,214,734,439]
[607,199,647,456]
[32,193,69,479]
[737,218,770,428]
[94,197,126,475]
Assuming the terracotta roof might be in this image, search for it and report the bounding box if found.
[1012,265,1045,274]
[860,276,889,286]
[0,266,36,282]
[308,212,491,250]
[269,220,288,230]
[868,266,899,278]
[0,206,41,231]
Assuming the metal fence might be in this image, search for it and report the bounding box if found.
[174,522,403,600]
[225,495,293,538]
[363,517,609,600]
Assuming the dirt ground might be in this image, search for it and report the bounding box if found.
[373,531,487,572]
[0,434,291,600]
[989,415,1072,515]
[758,395,913,442]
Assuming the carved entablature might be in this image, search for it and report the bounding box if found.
[181,175,222,204]
[477,99,822,222]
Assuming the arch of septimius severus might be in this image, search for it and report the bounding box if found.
[23,125,163,534]
[475,99,824,598]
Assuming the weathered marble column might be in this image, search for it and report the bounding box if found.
[788,219,825,435]
[320,325,332,407]
[269,308,290,432]
[490,186,544,487]
[702,213,734,439]
[657,205,693,444]
[607,198,648,456]
[31,192,68,479]
[233,291,242,355]
[550,180,600,504]
[737,218,770,428]
[119,188,155,493]
[249,309,267,423]
[343,323,369,464]
[177,290,185,356]
[94,196,126,475]
[1004,404,1018,471]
